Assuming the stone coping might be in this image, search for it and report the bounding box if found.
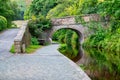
[14,23,27,41]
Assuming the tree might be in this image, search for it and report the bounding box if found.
[0,0,22,26]
[0,0,15,26]
[26,0,57,18]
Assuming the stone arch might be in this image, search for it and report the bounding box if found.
[49,24,87,44]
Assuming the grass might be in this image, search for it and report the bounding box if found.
[10,45,15,53]
[25,45,42,53]
[10,44,42,54]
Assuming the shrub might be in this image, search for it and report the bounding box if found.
[0,16,7,31]
[58,44,67,54]
[31,37,39,45]
[58,35,66,43]
[27,15,52,38]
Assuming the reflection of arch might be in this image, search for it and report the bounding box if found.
[51,28,83,43]
[49,24,88,44]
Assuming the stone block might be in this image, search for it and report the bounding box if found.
[14,23,31,53]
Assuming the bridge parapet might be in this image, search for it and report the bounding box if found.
[14,23,31,53]
[51,17,76,26]
[51,14,101,25]
[81,14,100,22]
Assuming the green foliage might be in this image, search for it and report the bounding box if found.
[83,21,107,47]
[58,44,67,54]
[25,0,57,19]
[71,32,79,56]
[53,29,80,59]
[98,0,120,19]
[83,21,120,52]
[11,22,17,28]
[0,0,14,27]
[24,8,31,20]
[28,16,52,38]
[0,16,7,31]
[80,0,98,14]
[26,32,42,54]
[47,4,67,18]
[12,0,31,20]
[83,48,120,79]
[10,44,42,53]
[10,36,41,53]
[25,0,120,63]
[26,0,120,21]
[0,0,24,27]
[52,29,67,42]
[58,34,66,43]
[10,45,15,53]
[47,0,78,18]
[31,37,39,45]
[25,45,42,53]
[65,30,74,54]
[83,0,120,52]
[47,0,99,18]
[58,44,76,59]
[75,15,85,24]
[10,1,22,20]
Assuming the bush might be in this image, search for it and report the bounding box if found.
[31,37,39,45]
[58,35,66,43]
[0,16,7,31]
[58,44,67,54]
[27,16,52,38]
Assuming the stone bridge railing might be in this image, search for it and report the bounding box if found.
[14,23,31,53]
[51,14,101,26]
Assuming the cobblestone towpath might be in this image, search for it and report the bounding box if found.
[0,29,19,60]
[0,29,90,80]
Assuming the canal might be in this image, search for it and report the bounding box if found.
[73,47,120,80]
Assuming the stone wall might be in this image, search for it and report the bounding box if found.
[51,17,76,26]
[14,23,31,53]
[82,14,100,22]
[51,14,101,26]
[46,14,102,44]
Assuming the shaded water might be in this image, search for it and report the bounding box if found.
[74,47,120,80]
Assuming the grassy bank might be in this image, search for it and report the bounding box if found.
[10,44,42,54]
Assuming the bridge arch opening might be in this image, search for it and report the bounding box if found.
[50,28,84,44]
[50,28,84,60]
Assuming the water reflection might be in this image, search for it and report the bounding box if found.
[75,47,120,80]
[72,46,83,62]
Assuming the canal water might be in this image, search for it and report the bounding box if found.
[73,47,120,80]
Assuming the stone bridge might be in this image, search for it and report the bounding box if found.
[13,15,100,53]
[51,24,88,43]
[47,16,89,43]
[47,14,102,43]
